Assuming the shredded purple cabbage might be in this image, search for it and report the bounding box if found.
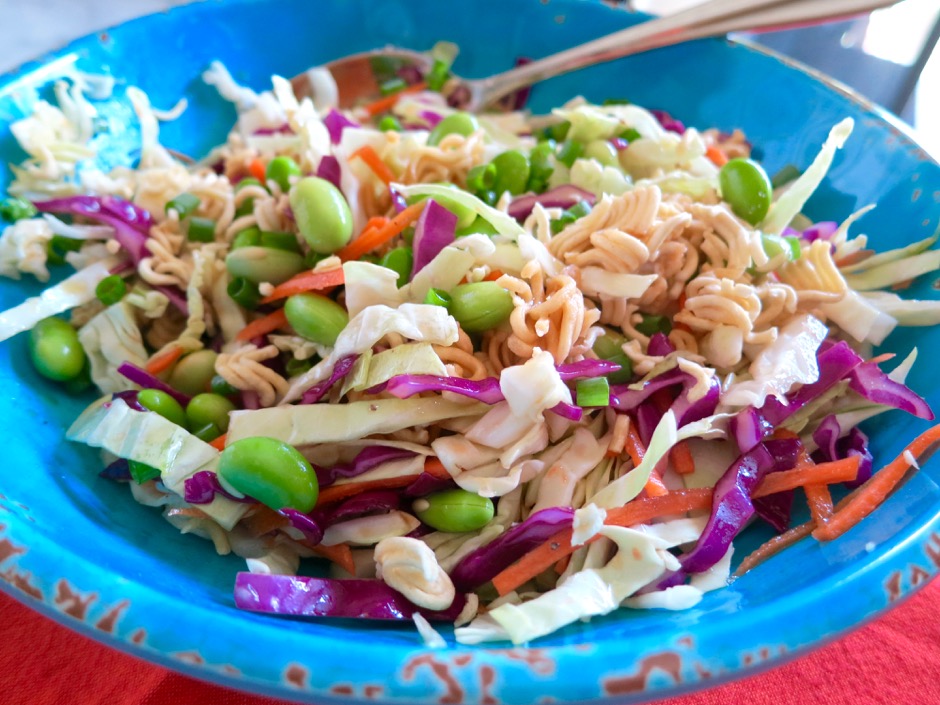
[506,185,596,221]
[650,109,685,134]
[279,508,324,544]
[154,284,189,315]
[33,195,152,264]
[848,360,934,420]
[610,367,720,430]
[609,137,630,151]
[301,354,359,405]
[184,471,256,505]
[253,123,293,136]
[323,110,358,144]
[784,221,838,242]
[549,400,584,422]
[450,507,575,592]
[382,374,504,404]
[117,361,192,407]
[316,156,342,190]
[418,110,444,127]
[234,573,467,621]
[315,446,418,487]
[403,472,455,497]
[318,490,401,526]
[555,359,621,381]
[112,389,147,412]
[634,402,664,447]
[812,415,874,488]
[389,186,408,214]
[730,406,775,454]
[646,333,675,357]
[99,458,131,481]
[411,200,457,278]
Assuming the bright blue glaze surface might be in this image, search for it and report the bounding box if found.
[0,1,939,703]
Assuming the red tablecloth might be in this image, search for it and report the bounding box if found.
[3,582,939,705]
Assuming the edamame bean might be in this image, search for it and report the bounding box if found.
[448,282,513,333]
[592,330,633,384]
[455,216,498,238]
[284,293,349,346]
[168,349,218,396]
[0,197,37,222]
[191,422,222,443]
[719,158,773,226]
[226,246,305,285]
[635,314,672,337]
[289,177,354,254]
[491,150,530,197]
[584,139,619,167]
[427,112,479,146]
[380,246,413,287]
[137,389,187,428]
[265,156,302,192]
[210,375,239,397]
[232,226,261,250]
[186,393,236,434]
[218,437,318,512]
[413,489,494,532]
[28,317,86,382]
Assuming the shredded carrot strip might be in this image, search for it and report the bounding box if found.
[316,475,422,506]
[671,441,696,475]
[363,82,427,116]
[835,249,874,267]
[423,457,451,480]
[624,425,645,468]
[235,308,289,342]
[644,471,670,497]
[891,278,914,291]
[336,202,425,262]
[751,457,860,498]
[248,158,267,183]
[259,267,345,304]
[145,345,184,375]
[209,434,227,451]
[867,353,896,365]
[705,145,729,167]
[813,423,940,541]
[491,489,712,596]
[607,414,631,458]
[483,269,505,282]
[309,543,356,576]
[733,521,816,577]
[351,145,397,186]
[242,505,290,537]
[553,554,571,575]
[804,483,834,526]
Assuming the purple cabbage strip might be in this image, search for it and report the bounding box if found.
[848,360,934,420]
[316,156,342,190]
[33,195,152,264]
[753,493,793,534]
[679,444,776,573]
[548,400,584,422]
[506,185,596,221]
[812,415,874,488]
[410,199,457,278]
[323,109,358,144]
[389,186,408,214]
[117,361,192,407]
[279,509,325,545]
[450,507,575,592]
[418,110,444,128]
[396,64,424,86]
[99,458,131,481]
[610,367,720,429]
[730,406,774,454]
[317,490,401,526]
[646,333,675,357]
[760,341,863,426]
[609,137,630,151]
[241,390,261,410]
[154,284,189,315]
[650,109,686,134]
[634,402,664,447]
[112,390,147,412]
[315,446,417,487]
[253,123,293,136]
[555,359,621,381]
[382,374,504,404]
[235,573,468,621]
[403,472,455,497]
[184,471,256,505]
[300,354,359,405]
[784,221,838,243]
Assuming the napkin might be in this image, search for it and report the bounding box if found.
[1,580,938,705]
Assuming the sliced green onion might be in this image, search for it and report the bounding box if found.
[424,288,452,308]
[379,77,407,96]
[556,140,585,168]
[378,115,403,132]
[426,59,450,92]
[187,216,217,243]
[0,197,37,222]
[303,251,329,269]
[46,235,83,266]
[228,277,261,309]
[550,212,577,234]
[95,275,127,306]
[285,357,314,377]
[467,163,497,193]
[128,460,161,484]
[260,231,301,253]
[576,377,610,408]
[545,121,570,142]
[618,127,642,143]
[191,421,223,443]
[783,235,802,260]
[236,177,265,192]
[770,164,802,189]
[568,201,592,219]
[380,246,414,287]
[211,375,240,396]
[528,142,555,189]
[603,98,631,106]
[635,314,672,337]
[605,352,634,384]
[232,226,262,250]
[165,193,200,218]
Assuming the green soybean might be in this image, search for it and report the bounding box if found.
[380,246,414,287]
[556,140,585,168]
[593,330,633,384]
[284,293,349,346]
[225,246,305,285]
[455,216,498,238]
[584,139,619,167]
[168,350,218,396]
[28,317,86,382]
[424,287,452,308]
[491,150,530,197]
[413,489,494,533]
[186,393,236,434]
[466,163,497,193]
[289,176,354,254]
[378,115,403,132]
[448,282,513,333]
[635,314,672,337]
[218,437,318,512]
[719,158,773,226]
[210,375,239,397]
[95,275,127,306]
[427,112,479,147]
[186,216,217,243]
[265,156,302,192]
[0,197,37,222]
[191,422,222,443]
[137,389,187,428]
[165,193,200,218]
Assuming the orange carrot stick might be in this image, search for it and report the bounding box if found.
[733,521,816,577]
[351,145,397,186]
[336,202,425,262]
[235,308,289,342]
[315,475,421,506]
[258,267,345,304]
[248,158,267,183]
[751,457,860,498]
[483,269,505,282]
[491,489,712,596]
[145,345,184,375]
[671,441,696,475]
[209,434,227,451]
[242,505,290,537]
[423,457,451,480]
[804,483,834,526]
[363,82,427,116]
[705,145,729,167]
[813,423,940,541]
[867,353,896,365]
[309,542,356,576]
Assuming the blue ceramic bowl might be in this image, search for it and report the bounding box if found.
[1,1,939,703]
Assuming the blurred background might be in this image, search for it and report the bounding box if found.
[2,0,938,156]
